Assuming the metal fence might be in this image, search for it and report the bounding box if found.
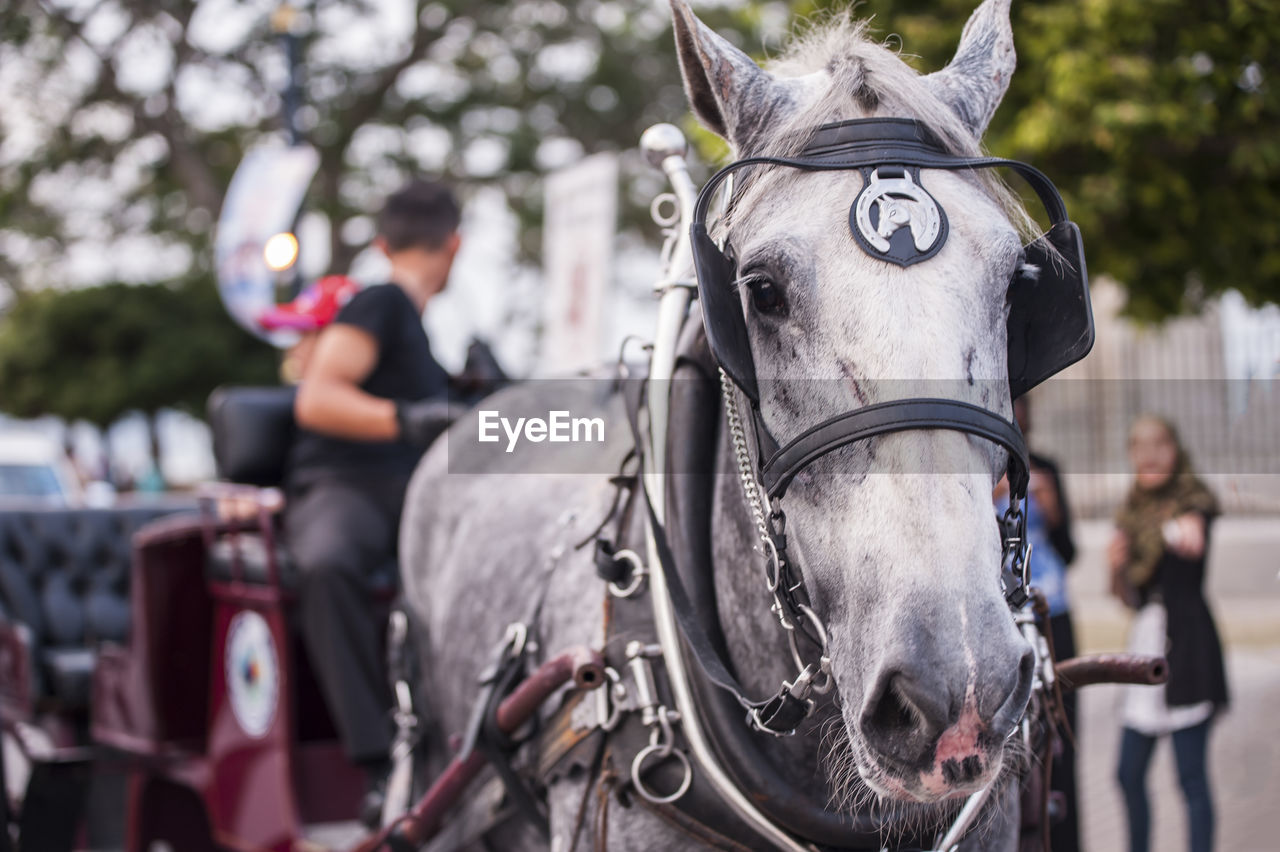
[1026,284,1280,518]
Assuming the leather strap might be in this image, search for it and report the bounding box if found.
[641,466,812,733]
[694,117,1070,227]
[618,365,814,734]
[759,397,1030,501]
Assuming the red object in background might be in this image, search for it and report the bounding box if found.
[258,275,359,332]
[92,510,370,851]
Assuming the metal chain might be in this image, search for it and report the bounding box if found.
[719,369,834,708]
[719,368,774,554]
[720,370,792,614]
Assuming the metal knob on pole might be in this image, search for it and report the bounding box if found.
[640,123,689,168]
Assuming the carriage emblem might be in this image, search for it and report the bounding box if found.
[850,168,947,266]
[225,610,280,738]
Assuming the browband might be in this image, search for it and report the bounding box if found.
[693,117,1069,227]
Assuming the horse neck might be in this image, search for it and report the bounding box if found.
[708,420,839,779]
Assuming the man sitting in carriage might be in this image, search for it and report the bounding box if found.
[283,178,462,799]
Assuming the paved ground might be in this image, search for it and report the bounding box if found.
[1075,648,1280,852]
[1064,518,1280,851]
[75,518,1280,850]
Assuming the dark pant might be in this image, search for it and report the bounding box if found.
[1048,611,1080,852]
[285,474,408,765]
[1116,720,1214,852]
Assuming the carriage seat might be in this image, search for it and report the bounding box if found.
[208,385,297,489]
[0,506,195,710]
[205,386,400,595]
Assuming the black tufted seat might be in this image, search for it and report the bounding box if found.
[0,506,194,708]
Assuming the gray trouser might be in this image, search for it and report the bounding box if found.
[284,474,408,765]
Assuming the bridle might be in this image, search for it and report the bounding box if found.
[663,117,1093,736]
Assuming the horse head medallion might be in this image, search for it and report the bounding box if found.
[851,168,947,266]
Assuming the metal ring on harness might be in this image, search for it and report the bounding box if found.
[787,605,834,695]
[607,549,649,598]
[649,192,681,228]
[631,744,694,805]
[760,535,783,594]
[595,666,628,732]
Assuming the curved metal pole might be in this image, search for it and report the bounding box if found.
[1056,654,1167,691]
[638,125,818,852]
[357,648,605,851]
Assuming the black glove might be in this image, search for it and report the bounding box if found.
[395,398,464,450]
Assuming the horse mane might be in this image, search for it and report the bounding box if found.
[738,11,1039,242]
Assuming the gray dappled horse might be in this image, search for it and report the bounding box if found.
[401,1,1040,848]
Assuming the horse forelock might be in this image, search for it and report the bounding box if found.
[762,15,979,157]
[719,12,1037,245]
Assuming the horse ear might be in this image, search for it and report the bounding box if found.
[669,0,788,150]
[924,0,1017,138]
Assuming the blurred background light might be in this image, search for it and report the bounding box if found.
[263,231,300,271]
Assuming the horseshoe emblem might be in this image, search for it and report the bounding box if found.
[850,168,947,267]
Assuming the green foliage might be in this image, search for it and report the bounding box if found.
[802,0,1280,319]
[0,278,278,426]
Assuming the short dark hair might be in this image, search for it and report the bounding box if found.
[377,179,461,252]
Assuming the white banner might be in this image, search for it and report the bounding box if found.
[214,144,320,347]
[539,153,619,374]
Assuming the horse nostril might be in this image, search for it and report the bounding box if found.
[990,647,1036,740]
[860,670,950,765]
[868,676,918,734]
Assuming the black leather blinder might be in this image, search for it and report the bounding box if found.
[691,223,759,402]
[1007,220,1093,399]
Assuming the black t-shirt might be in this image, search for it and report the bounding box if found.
[287,283,450,485]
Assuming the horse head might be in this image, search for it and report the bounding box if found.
[670,0,1034,805]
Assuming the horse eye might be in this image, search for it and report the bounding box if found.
[743,275,787,316]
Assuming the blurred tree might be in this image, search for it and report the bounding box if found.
[834,0,1280,320]
[0,0,1275,321]
[0,277,278,431]
[0,0,721,296]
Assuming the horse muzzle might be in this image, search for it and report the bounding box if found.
[851,644,1034,802]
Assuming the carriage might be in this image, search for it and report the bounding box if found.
[0,2,1168,850]
[0,387,372,851]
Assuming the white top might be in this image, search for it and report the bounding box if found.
[1121,601,1214,736]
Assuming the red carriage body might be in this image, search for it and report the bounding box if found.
[0,388,380,851]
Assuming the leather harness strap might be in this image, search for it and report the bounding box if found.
[616,357,817,734]
[693,118,1072,233]
[760,397,1031,500]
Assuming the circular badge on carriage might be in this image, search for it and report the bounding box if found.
[850,167,947,267]
[225,610,279,738]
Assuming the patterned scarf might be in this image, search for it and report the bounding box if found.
[1114,424,1218,589]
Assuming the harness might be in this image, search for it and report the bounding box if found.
[658,116,1097,743]
[434,118,1095,851]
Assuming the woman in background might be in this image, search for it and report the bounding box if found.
[1110,415,1228,852]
